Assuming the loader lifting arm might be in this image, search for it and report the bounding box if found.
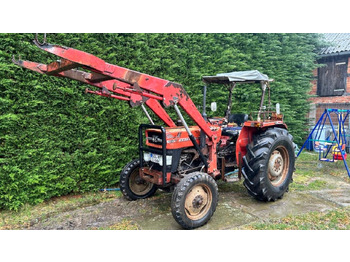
[13,36,221,174]
[12,45,176,128]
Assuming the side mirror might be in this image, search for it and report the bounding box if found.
[210,102,217,112]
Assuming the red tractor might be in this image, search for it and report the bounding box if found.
[14,35,295,229]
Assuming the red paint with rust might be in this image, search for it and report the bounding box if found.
[140,167,172,184]
[235,121,288,167]
[146,126,202,150]
[31,43,216,139]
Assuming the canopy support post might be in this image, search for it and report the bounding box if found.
[257,81,267,121]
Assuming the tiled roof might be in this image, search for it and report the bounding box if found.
[320,33,350,56]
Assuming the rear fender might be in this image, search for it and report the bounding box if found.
[236,126,254,166]
[236,124,288,163]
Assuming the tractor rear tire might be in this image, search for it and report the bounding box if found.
[120,159,157,201]
[171,172,218,229]
[242,127,295,201]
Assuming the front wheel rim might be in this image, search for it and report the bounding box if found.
[129,168,154,196]
[184,183,212,220]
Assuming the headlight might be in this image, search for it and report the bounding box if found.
[143,152,172,166]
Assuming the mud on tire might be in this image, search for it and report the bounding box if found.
[171,172,218,229]
[120,159,157,200]
[242,127,295,202]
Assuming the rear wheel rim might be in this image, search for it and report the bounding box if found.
[184,183,212,220]
[268,146,290,187]
[129,168,154,196]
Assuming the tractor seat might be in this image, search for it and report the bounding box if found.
[222,126,242,137]
[227,113,248,126]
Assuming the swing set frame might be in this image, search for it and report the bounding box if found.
[297,108,350,178]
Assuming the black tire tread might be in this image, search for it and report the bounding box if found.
[171,172,218,229]
[120,159,157,201]
[242,127,295,202]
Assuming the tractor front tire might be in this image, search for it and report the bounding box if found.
[120,159,157,201]
[242,127,295,201]
[171,172,218,229]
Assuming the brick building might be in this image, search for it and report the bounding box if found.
[309,33,350,125]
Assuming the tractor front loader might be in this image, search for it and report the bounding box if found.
[13,35,295,229]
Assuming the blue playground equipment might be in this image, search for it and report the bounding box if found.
[297,108,350,178]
